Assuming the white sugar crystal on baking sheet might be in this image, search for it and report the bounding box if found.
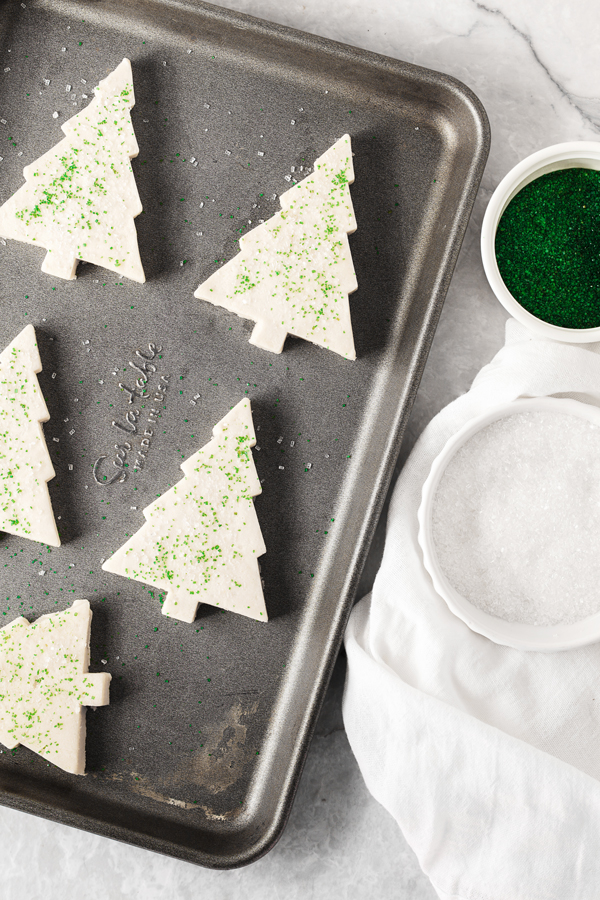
[432,410,600,627]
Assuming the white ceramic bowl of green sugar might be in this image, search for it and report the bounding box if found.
[418,396,600,651]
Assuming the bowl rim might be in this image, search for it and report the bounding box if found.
[481,141,600,342]
[417,396,600,651]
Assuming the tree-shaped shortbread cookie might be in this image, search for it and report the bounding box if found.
[103,399,267,623]
[0,324,60,546]
[0,599,111,775]
[0,58,145,283]
[195,134,357,358]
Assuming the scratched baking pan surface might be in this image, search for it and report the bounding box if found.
[0,0,488,868]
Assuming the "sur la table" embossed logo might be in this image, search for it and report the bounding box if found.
[93,342,170,486]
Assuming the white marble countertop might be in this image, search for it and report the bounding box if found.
[2,0,597,897]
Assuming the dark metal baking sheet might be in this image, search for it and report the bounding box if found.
[0,0,489,868]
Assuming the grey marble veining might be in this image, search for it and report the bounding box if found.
[1,0,597,896]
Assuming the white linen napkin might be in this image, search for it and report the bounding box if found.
[343,318,600,900]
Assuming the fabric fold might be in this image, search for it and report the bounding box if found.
[343,319,600,900]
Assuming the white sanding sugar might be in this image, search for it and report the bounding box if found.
[431,410,600,626]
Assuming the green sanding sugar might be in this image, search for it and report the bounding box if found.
[495,167,600,328]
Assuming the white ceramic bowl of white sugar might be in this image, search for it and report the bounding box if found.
[418,396,600,651]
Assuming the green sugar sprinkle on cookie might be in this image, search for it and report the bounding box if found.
[0,599,110,775]
[103,399,267,624]
[0,325,59,546]
[195,135,358,358]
